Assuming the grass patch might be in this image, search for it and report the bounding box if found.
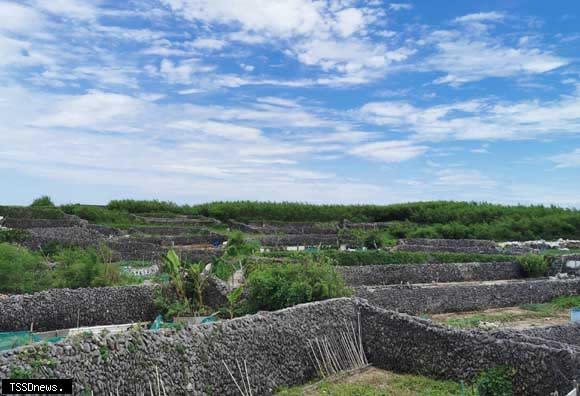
[276,368,464,396]
[542,249,580,257]
[439,296,580,329]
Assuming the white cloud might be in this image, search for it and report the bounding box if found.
[350,141,427,162]
[551,149,580,168]
[167,120,262,141]
[31,90,147,131]
[159,58,216,84]
[0,35,53,66]
[334,8,365,37]
[435,169,496,187]
[160,0,408,84]
[256,97,300,108]
[0,2,45,34]
[427,29,568,85]
[454,12,504,24]
[160,0,329,38]
[240,63,254,72]
[389,3,413,11]
[33,0,99,20]
[361,93,580,141]
[191,38,227,50]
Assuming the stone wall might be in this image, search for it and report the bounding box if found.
[496,323,580,348]
[259,234,354,247]
[354,278,580,314]
[360,302,580,396]
[228,220,338,235]
[0,285,158,332]
[128,226,204,236]
[1,298,579,395]
[0,299,359,396]
[135,234,227,246]
[134,215,220,225]
[3,215,87,229]
[21,226,106,250]
[337,262,523,286]
[395,238,501,254]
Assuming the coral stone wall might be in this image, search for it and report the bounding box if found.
[395,238,500,254]
[337,262,523,286]
[0,299,359,396]
[360,302,580,396]
[354,278,580,314]
[0,285,158,332]
[1,298,580,396]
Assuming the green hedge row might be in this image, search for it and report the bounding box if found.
[0,206,65,219]
[261,250,515,266]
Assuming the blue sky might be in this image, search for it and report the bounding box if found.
[1,0,579,206]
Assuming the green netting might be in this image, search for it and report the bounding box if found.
[0,332,40,351]
[149,315,164,331]
[0,332,64,351]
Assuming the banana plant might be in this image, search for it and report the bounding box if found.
[162,250,186,301]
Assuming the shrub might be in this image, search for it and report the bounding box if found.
[51,248,124,289]
[0,243,51,294]
[516,254,548,277]
[60,204,136,225]
[474,366,515,396]
[261,251,514,266]
[245,258,350,312]
[0,243,137,294]
[0,206,64,219]
[30,196,55,208]
[0,229,30,243]
[107,199,190,215]
[549,295,580,309]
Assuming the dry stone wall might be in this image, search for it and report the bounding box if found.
[1,298,579,396]
[355,278,580,314]
[0,299,359,396]
[360,302,580,396]
[337,262,523,286]
[0,285,158,332]
[495,323,580,348]
[395,238,501,254]
[259,234,354,247]
[228,220,338,235]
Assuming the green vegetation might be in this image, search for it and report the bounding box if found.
[474,366,515,396]
[0,243,53,293]
[516,255,548,277]
[155,250,210,318]
[107,199,192,215]
[276,368,464,395]
[6,199,580,241]
[0,205,64,219]
[212,231,259,281]
[0,243,140,294]
[261,250,515,266]
[190,201,580,241]
[30,196,55,208]
[549,295,580,309]
[60,204,136,226]
[0,229,29,243]
[543,248,580,256]
[245,257,350,312]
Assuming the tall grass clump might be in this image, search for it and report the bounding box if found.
[516,255,548,277]
[245,257,350,312]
